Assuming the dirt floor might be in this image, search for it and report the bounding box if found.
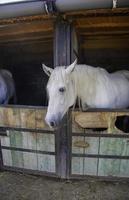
[0,171,129,200]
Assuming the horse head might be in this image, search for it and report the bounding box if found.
[42,60,77,128]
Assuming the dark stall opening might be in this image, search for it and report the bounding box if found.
[0,17,54,106]
[74,12,129,72]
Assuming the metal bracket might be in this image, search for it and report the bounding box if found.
[112,0,118,8]
[44,0,57,15]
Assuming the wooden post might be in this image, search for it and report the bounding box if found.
[0,139,3,171]
[54,17,74,179]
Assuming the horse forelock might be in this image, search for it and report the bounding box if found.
[47,67,69,89]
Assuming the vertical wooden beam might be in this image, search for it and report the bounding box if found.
[54,18,73,179]
[54,18,71,66]
[0,139,3,171]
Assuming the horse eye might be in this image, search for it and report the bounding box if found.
[59,87,65,93]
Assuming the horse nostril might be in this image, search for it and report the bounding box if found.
[50,121,55,127]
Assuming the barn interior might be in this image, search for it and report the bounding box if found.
[0,7,129,106]
[71,9,129,71]
[0,16,54,106]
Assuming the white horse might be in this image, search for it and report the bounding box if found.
[0,69,16,104]
[43,60,129,127]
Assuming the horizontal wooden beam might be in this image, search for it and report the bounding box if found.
[75,16,129,29]
[0,20,53,38]
[81,37,129,49]
[0,14,54,25]
[79,30,129,37]
[77,27,129,37]
[65,8,129,19]
[0,31,53,44]
[72,111,129,134]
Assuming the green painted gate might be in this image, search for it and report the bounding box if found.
[0,106,129,179]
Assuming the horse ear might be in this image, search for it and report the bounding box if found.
[42,64,53,76]
[66,59,77,74]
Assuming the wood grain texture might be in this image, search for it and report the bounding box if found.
[1,149,12,167]
[20,108,36,129]
[100,137,127,156]
[35,109,51,131]
[72,157,84,175]
[0,135,12,166]
[72,136,99,154]
[0,106,51,130]
[84,158,98,175]
[37,133,55,152]
[22,131,38,170]
[0,106,55,173]
[73,111,129,133]
[98,158,121,176]
[72,157,98,175]
[37,154,55,173]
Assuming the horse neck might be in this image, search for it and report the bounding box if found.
[72,65,94,98]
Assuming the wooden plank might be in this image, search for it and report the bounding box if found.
[79,30,129,37]
[9,130,24,168]
[65,8,129,19]
[37,154,55,173]
[120,139,129,177]
[0,14,52,25]
[0,135,10,147]
[37,133,55,152]
[9,130,23,148]
[9,130,37,169]
[84,158,98,175]
[0,31,53,44]
[72,135,84,175]
[0,107,5,127]
[98,158,120,176]
[72,136,98,176]
[35,109,50,131]
[72,157,97,176]
[0,107,20,128]
[73,111,129,133]
[0,135,12,166]
[10,150,24,168]
[81,37,129,49]
[72,157,84,175]
[100,137,126,156]
[72,136,85,154]
[20,108,36,129]
[22,131,38,170]
[23,152,37,170]
[1,150,12,167]
[72,113,84,133]
[54,19,73,179]
[76,15,129,27]
[37,132,55,173]
[120,160,129,177]
[0,139,3,169]
[0,20,53,37]
[72,136,99,154]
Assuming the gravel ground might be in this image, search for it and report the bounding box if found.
[0,171,129,200]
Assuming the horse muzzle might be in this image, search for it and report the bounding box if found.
[45,113,62,128]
